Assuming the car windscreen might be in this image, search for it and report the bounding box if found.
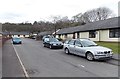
[50,38,59,42]
[80,39,97,47]
[13,38,21,40]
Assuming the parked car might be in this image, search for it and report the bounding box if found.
[42,35,54,42]
[31,36,36,39]
[43,38,63,49]
[64,38,113,61]
[12,37,22,44]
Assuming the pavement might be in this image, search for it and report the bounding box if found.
[106,54,120,67]
[112,54,119,61]
[2,38,119,78]
[2,40,25,77]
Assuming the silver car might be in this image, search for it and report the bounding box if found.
[64,39,113,61]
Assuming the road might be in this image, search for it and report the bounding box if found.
[2,38,118,77]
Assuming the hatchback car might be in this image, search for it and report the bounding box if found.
[43,38,63,49]
[12,37,22,44]
[64,39,113,61]
[42,35,54,42]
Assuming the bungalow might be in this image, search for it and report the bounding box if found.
[56,17,120,42]
[10,32,30,38]
[37,31,54,40]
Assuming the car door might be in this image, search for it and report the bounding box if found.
[68,40,76,54]
[74,40,85,56]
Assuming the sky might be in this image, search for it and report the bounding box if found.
[0,0,119,23]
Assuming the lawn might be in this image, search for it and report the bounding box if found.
[95,42,119,54]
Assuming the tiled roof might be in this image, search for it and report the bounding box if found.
[38,31,54,36]
[57,17,119,34]
[10,32,30,35]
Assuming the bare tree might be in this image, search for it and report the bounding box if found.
[72,13,82,22]
[50,15,62,36]
[75,7,114,23]
[96,7,113,20]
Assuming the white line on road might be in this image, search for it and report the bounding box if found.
[78,64,85,68]
[12,43,30,78]
[81,65,85,68]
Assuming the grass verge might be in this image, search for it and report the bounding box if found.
[95,42,119,54]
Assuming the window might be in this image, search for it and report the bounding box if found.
[68,40,75,45]
[73,33,75,39]
[58,35,61,38]
[64,40,69,44]
[75,40,82,47]
[44,38,50,42]
[80,39,97,47]
[109,28,120,38]
[89,30,96,38]
[50,38,59,42]
[18,35,20,37]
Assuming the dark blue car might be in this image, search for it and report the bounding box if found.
[12,37,22,44]
[43,38,63,49]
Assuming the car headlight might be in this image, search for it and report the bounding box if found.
[110,51,113,54]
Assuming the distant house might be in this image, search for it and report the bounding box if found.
[56,17,120,42]
[37,31,54,40]
[38,31,53,36]
[10,32,30,38]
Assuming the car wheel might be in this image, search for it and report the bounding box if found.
[86,52,94,61]
[49,45,52,49]
[13,42,15,44]
[43,44,46,47]
[65,48,70,54]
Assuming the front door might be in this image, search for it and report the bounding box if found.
[74,40,85,56]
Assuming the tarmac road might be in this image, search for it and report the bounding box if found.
[2,38,118,78]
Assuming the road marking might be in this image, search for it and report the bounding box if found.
[78,64,85,68]
[81,65,85,68]
[12,43,30,78]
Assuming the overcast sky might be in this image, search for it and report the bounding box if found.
[0,0,119,23]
